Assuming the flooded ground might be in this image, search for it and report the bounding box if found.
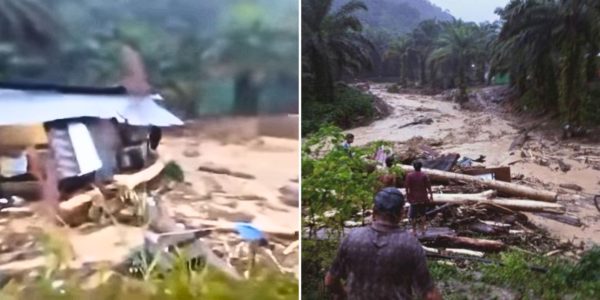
[0,116,299,279]
[348,84,600,247]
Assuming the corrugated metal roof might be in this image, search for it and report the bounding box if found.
[0,89,183,126]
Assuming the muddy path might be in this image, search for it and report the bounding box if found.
[0,116,299,279]
[347,84,600,247]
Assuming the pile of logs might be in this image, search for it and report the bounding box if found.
[395,164,583,257]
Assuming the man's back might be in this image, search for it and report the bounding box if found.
[405,171,431,204]
[329,222,434,299]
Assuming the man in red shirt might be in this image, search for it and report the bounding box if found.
[405,161,433,235]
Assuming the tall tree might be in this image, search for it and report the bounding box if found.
[428,20,485,103]
[0,0,59,48]
[302,0,372,102]
[493,0,600,123]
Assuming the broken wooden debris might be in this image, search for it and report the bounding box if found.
[420,234,506,252]
[509,131,529,151]
[398,118,434,129]
[558,183,583,192]
[422,154,460,171]
[469,222,509,235]
[145,197,242,280]
[58,188,104,226]
[534,213,582,227]
[111,159,166,190]
[197,165,255,180]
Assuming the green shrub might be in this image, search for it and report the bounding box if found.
[0,232,298,300]
[387,84,401,93]
[302,86,375,136]
[301,239,338,300]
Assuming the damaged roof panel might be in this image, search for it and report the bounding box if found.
[0,89,183,126]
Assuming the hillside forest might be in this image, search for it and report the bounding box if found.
[302,0,600,134]
[0,0,298,117]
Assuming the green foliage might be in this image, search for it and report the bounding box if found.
[479,248,600,299]
[493,0,600,124]
[0,0,298,117]
[163,161,185,183]
[302,0,373,102]
[302,86,375,136]
[1,232,298,300]
[333,0,453,35]
[302,125,379,235]
[301,239,338,300]
[387,84,401,93]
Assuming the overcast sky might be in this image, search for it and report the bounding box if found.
[429,0,509,23]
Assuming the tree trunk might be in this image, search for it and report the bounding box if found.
[420,234,506,252]
[421,190,565,212]
[399,165,562,202]
[233,70,260,115]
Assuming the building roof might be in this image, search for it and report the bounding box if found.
[0,82,128,95]
[0,82,183,127]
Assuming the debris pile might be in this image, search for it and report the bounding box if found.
[0,83,299,287]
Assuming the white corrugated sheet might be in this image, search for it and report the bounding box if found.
[0,89,183,126]
[67,122,103,176]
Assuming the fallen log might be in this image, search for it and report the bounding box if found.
[430,190,496,202]
[420,235,506,252]
[424,192,565,212]
[469,222,509,235]
[112,159,166,190]
[400,165,560,202]
[445,248,484,257]
[197,165,255,180]
[58,188,104,226]
[533,212,582,227]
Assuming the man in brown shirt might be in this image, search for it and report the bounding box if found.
[405,161,433,235]
[325,188,442,300]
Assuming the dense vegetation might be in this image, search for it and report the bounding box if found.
[0,0,298,117]
[332,0,452,36]
[0,230,298,299]
[492,0,600,124]
[301,0,378,135]
[301,126,402,298]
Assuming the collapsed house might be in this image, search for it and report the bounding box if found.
[0,82,183,202]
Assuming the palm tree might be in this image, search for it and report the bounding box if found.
[428,20,485,103]
[410,20,443,86]
[0,0,59,49]
[302,0,372,102]
[493,0,600,124]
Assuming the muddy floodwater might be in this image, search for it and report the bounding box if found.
[348,84,600,247]
[0,116,299,279]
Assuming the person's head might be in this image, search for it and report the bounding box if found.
[385,156,395,168]
[345,133,354,144]
[373,187,405,223]
[413,160,423,172]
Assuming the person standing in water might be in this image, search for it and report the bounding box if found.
[405,160,433,235]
